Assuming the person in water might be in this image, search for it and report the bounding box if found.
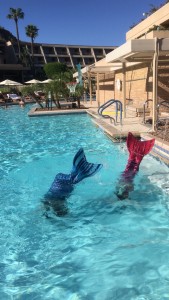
[115,132,155,200]
[43,148,103,216]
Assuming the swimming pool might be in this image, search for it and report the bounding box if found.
[0,105,169,299]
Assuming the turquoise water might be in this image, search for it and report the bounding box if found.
[0,105,169,300]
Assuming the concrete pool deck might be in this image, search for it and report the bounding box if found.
[28,103,169,165]
[86,106,169,166]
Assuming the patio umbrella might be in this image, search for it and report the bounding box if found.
[25,79,42,84]
[0,79,23,86]
[41,79,53,83]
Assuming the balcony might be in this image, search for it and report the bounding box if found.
[139,29,169,39]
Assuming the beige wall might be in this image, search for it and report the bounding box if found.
[99,64,151,107]
[99,73,114,103]
[98,62,169,109]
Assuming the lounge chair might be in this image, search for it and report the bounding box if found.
[7,93,22,102]
[0,93,12,105]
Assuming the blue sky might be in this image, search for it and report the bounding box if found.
[0,0,165,47]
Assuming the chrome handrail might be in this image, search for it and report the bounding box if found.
[156,100,169,126]
[143,99,153,124]
[98,99,123,125]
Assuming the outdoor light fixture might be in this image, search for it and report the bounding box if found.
[143,12,149,18]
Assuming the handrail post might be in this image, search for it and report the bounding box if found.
[143,103,146,124]
[120,102,123,125]
[115,102,118,123]
[143,99,153,124]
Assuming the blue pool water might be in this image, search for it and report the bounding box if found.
[0,105,169,300]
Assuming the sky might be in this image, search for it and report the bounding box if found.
[0,0,165,47]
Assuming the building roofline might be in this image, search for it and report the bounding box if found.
[19,40,117,48]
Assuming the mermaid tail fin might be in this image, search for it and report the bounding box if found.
[71,148,102,184]
[116,132,155,199]
[127,132,155,164]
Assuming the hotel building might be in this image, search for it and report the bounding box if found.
[0,31,115,82]
[75,2,169,129]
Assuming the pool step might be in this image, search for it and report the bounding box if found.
[91,117,139,142]
[87,109,140,142]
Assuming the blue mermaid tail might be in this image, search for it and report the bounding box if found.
[43,148,102,216]
[71,148,103,184]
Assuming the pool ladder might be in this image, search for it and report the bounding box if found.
[98,99,123,125]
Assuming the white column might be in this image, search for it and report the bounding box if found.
[67,47,74,69]
[40,46,47,64]
[96,73,100,107]
[122,62,126,118]
[152,38,159,131]
[88,71,92,105]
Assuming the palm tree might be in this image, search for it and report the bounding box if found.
[25,24,39,74]
[7,8,24,61]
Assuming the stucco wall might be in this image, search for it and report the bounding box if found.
[98,62,169,110]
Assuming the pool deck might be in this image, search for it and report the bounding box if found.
[28,106,87,116]
[28,102,169,165]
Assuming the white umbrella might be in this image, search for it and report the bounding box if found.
[0,79,23,86]
[25,79,42,84]
[41,79,53,83]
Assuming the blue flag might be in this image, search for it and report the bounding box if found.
[76,63,83,86]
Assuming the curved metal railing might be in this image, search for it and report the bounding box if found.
[143,99,153,124]
[156,100,169,127]
[157,100,169,112]
[143,99,169,127]
[98,99,123,125]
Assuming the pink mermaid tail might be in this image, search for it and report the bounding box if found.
[124,132,155,175]
[116,132,155,200]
